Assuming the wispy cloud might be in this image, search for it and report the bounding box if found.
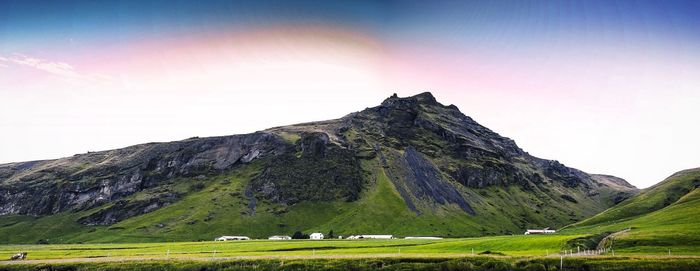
[0,53,111,83]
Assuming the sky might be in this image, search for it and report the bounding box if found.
[1,0,699,188]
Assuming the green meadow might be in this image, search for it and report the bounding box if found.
[1,233,699,266]
[1,237,699,271]
[0,235,574,260]
[2,232,698,261]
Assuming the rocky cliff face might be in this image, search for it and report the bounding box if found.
[0,92,638,242]
[0,132,287,217]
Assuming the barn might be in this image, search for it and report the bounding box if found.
[268,235,292,240]
[347,235,394,239]
[215,236,251,241]
[524,228,556,235]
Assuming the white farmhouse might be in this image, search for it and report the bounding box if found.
[347,235,394,240]
[268,235,292,240]
[215,236,250,241]
[524,228,556,235]
[310,233,324,240]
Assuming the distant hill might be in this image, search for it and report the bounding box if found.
[576,168,700,226]
[0,92,637,244]
[565,168,700,254]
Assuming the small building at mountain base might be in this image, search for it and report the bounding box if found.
[524,228,556,235]
[215,236,250,241]
[268,235,292,240]
[310,233,324,240]
[347,235,394,239]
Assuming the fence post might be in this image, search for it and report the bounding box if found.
[560,255,563,270]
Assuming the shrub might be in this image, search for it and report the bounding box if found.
[477,259,510,271]
[523,263,547,271]
[441,260,474,271]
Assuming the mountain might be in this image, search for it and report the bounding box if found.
[565,168,700,253]
[0,92,638,243]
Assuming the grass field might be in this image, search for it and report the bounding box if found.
[1,238,699,271]
[0,235,573,261]
[1,220,699,270]
[1,233,697,261]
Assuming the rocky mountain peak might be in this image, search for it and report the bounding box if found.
[413,91,438,103]
[380,91,441,109]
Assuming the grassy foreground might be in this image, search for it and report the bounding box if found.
[1,255,699,271]
[0,257,700,271]
[1,236,700,270]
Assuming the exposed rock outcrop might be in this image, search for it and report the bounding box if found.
[0,132,287,216]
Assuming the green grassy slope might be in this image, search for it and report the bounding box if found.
[0,158,638,244]
[0,157,609,244]
[575,168,700,226]
[0,161,533,243]
[563,168,700,255]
